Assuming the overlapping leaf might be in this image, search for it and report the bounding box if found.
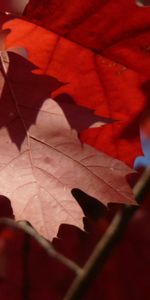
[0,2,149,300]
[2,18,150,166]
[23,0,150,166]
[0,49,135,239]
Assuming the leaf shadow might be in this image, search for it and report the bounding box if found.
[0,51,114,148]
[52,189,129,265]
[0,195,14,218]
[54,93,113,133]
[0,51,63,147]
[52,189,109,265]
[72,188,107,221]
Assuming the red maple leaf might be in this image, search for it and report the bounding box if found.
[0,45,134,239]
[23,0,150,166]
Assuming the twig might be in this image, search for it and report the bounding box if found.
[64,167,150,300]
[22,233,30,300]
[133,166,150,203]
[0,218,82,275]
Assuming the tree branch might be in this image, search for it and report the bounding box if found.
[0,218,82,275]
[64,167,150,300]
